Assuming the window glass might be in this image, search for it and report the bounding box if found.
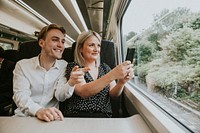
[122,0,200,132]
[0,42,13,50]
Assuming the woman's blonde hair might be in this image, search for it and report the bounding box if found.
[74,30,101,67]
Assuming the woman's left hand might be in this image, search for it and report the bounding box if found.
[118,66,134,83]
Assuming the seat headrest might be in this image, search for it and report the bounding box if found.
[67,40,116,69]
[0,46,5,58]
[100,40,116,69]
[62,47,72,62]
[18,40,41,60]
[4,50,19,62]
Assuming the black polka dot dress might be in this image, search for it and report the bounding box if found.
[64,62,112,117]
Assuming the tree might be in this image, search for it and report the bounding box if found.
[126,31,137,41]
[191,18,200,30]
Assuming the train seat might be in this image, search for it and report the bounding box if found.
[61,46,73,63]
[100,40,116,69]
[18,40,41,60]
[0,49,17,116]
[4,50,19,63]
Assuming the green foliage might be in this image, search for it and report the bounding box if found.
[191,17,200,30]
[126,31,137,41]
[134,63,149,81]
[135,59,165,82]
[133,8,200,105]
[160,27,200,62]
[190,92,200,103]
[185,47,200,64]
[136,39,157,64]
[147,33,159,43]
[147,64,198,96]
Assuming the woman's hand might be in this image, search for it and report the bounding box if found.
[68,66,90,86]
[118,66,134,84]
[110,61,133,80]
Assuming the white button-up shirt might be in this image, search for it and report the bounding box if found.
[13,56,74,116]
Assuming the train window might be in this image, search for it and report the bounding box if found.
[122,0,200,132]
[0,42,13,50]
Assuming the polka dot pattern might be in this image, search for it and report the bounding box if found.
[64,62,112,117]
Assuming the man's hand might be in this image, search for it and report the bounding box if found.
[36,107,63,122]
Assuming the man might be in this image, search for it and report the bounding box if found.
[0,46,15,115]
[13,24,86,122]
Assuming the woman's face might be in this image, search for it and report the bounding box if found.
[81,35,101,63]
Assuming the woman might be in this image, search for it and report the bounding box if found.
[64,30,133,118]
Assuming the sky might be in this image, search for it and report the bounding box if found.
[123,0,200,35]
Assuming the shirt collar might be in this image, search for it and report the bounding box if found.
[53,60,60,69]
[34,55,60,70]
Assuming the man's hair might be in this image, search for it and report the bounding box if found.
[0,46,5,58]
[38,23,66,41]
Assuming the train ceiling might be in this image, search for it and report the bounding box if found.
[15,0,113,40]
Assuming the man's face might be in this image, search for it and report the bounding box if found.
[40,29,65,59]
